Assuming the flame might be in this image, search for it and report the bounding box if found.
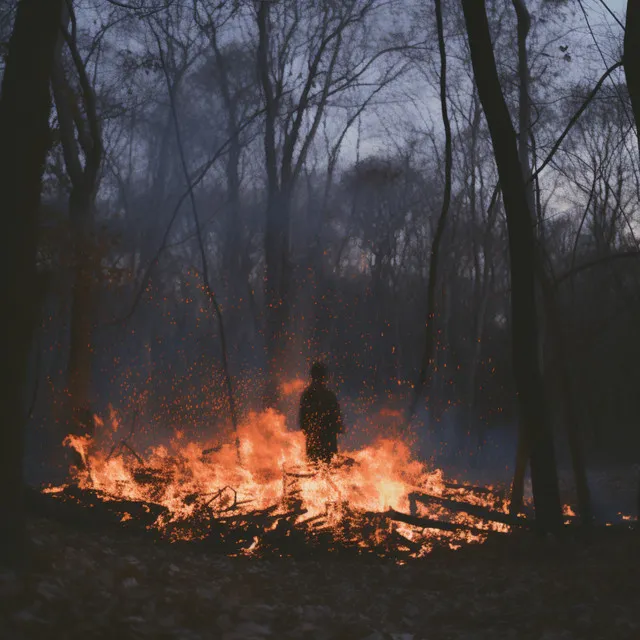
[280,378,306,396]
[56,408,514,556]
[63,433,93,469]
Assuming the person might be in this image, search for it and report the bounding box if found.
[299,361,343,463]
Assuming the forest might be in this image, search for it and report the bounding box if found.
[1,0,640,637]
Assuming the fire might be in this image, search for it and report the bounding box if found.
[280,378,306,396]
[54,408,513,557]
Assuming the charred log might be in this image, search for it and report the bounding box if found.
[383,509,488,535]
[408,492,532,529]
[26,485,167,535]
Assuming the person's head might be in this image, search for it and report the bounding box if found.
[310,361,327,384]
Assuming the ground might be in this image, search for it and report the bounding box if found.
[1,519,638,640]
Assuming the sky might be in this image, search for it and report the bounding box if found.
[337,0,630,164]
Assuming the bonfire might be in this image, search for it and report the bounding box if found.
[40,398,523,561]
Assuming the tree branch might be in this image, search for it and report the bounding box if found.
[150,23,239,444]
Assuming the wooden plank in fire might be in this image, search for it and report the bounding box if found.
[27,485,167,535]
[408,491,533,528]
[443,481,506,496]
[382,509,491,534]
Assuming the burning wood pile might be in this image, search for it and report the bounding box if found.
[38,409,522,561]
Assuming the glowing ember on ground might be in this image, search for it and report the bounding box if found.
[50,408,514,557]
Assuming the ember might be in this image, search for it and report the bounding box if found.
[44,408,515,559]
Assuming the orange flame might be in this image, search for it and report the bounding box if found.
[58,408,514,555]
[279,378,306,396]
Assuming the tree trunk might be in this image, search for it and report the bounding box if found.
[541,278,592,523]
[461,0,563,532]
[624,0,640,160]
[51,14,102,440]
[510,0,534,517]
[0,0,64,567]
[510,0,590,522]
[512,0,534,215]
[408,0,452,423]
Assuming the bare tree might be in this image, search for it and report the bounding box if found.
[148,18,240,449]
[408,0,453,424]
[255,0,410,406]
[461,0,562,532]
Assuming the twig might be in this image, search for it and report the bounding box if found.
[204,486,238,509]
[596,0,625,30]
[530,61,623,182]
[555,249,640,286]
[120,441,144,465]
[407,0,453,425]
[106,105,264,327]
[409,491,531,528]
[149,22,240,452]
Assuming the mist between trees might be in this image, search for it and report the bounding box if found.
[2,0,640,531]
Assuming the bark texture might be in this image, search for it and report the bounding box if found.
[624,0,640,160]
[0,0,64,566]
[461,0,562,532]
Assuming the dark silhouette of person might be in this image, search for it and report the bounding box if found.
[299,362,343,463]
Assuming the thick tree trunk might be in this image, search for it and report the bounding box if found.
[541,278,592,523]
[624,0,640,159]
[0,0,64,567]
[461,0,562,532]
[510,0,534,517]
[512,0,534,215]
[510,0,590,522]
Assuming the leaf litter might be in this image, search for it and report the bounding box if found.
[0,518,638,639]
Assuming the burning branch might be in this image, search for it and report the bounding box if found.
[409,491,529,529]
[51,409,534,558]
[106,408,141,463]
[383,509,489,535]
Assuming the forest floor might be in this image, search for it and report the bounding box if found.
[0,517,638,640]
